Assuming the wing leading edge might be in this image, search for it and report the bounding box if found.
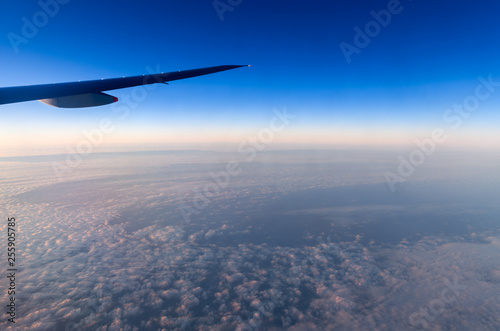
[0,65,249,108]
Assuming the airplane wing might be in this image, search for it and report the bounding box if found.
[0,65,249,108]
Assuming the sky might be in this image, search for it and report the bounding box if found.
[1,0,500,155]
[1,3,500,327]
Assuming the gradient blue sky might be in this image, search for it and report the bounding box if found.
[1,0,500,155]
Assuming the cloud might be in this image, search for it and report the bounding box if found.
[2,153,500,330]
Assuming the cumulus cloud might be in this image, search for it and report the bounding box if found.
[1,152,500,330]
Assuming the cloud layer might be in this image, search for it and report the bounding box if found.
[1,151,499,330]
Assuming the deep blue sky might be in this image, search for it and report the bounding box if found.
[1,0,500,154]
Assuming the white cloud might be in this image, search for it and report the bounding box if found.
[1,154,500,330]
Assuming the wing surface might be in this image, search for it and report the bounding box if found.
[0,65,248,108]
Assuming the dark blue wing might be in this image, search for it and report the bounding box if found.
[0,65,248,108]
